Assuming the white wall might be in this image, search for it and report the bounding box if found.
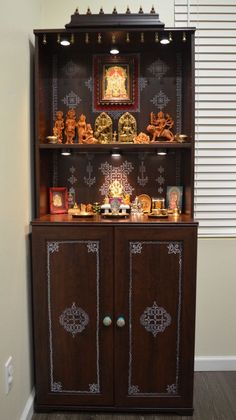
[0,1,41,419]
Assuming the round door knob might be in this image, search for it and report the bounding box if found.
[116,316,126,328]
[103,316,112,327]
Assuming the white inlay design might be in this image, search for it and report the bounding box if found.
[140,301,171,337]
[59,302,89,337]
[129,385,140,395]
[99,161,134,197]
[130,242,143,254]
[138,77,148,91]
[150,90,170,110]
[84,159,96,187]
[52,55,58,120]
[61,91,81,108]
[137,160,148,187]
[167,242,182,255]
[167,383,177,394]
[85,77,93,92]
[176,53,182,134]
[47,240,100,394]
[63,60,80,77]
[147,58,169,79]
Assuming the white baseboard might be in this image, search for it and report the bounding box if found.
[195,356,236,371]
[19,388,35,420]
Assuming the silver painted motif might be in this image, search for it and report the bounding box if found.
[140,301,171,337]
[62,91,81,108]
[128,385,140,395]
[150,90,170,111]
[130,242,143,254]
[99,161,134,197]
[138,77,148,91]
[167,383,177,394]
[48,242,59,253]
[63,60,80,77]
[52,55,58,120]
[52,382,62,391]
[85,77,93,92]
[84,159,96,187]
[147,58,169,79]
[89,383,99,393]
[87,241,99,253]
[176,53,182,133]
[59,302,89,337]
[137,160,148,187]
[107,110,124,121]
[167,242,182,254]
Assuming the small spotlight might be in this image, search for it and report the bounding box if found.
[182,31,187,42]
[61,149,71,156]
[157,149,167,156]
[160,33,170,45]
[60,38,70,46]
[110,33,119,55]
[111,150,121,158]
[110,47,119,55]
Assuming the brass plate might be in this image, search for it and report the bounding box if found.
[148,213,168,218]
[102,213,129,218]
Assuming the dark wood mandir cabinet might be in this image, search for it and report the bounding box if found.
[31,9,198,415]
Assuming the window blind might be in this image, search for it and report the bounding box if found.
[175,0,236,237]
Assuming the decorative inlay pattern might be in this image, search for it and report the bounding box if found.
[176,53,182,133]
[140,301,171,337]
[99,161,134,197]
[48,242,59,253]
[52,55,58,120]
[167,242,182,254]
[150,90,170,110]
[129,385,140,395]
[155,165,165,195]
[167,383,177,394]
[62,91,81,108]
[52,382,62,391]
[84,156,96,187]
[59,302,89,337]
[138,77,148,91]
[107,110,124,121]
[147,58,169,79]
[85,77,93,92]
[137,160,148,187]
[63,60,80,77]
[87,241,99,253]
[130,242,143,254]
[89,383,99,393]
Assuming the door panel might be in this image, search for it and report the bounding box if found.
[114,226,197,409]
[32,226,114,407]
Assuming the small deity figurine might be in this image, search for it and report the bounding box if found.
[118,112,137,143]
[77,114,87,144]
[133,132,150,144]
[65,108,76,144]
[109,180,123,197]
[82,124,98,144]
[53,110,64,143]
[147,111,174,142]
[94,112,113,143]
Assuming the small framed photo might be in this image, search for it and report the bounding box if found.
[49,187,68,214]
[166,186,183,212]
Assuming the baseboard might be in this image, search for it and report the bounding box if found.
[19,388,35,420]
[195,356,236,371]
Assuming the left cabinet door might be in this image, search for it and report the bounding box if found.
[32,226,114,409]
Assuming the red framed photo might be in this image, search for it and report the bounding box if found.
[49,187,68,214]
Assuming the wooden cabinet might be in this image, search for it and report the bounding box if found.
[31,9,198,415]
[31,221,197,414]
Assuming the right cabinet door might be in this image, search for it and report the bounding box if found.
[114,225,197,412]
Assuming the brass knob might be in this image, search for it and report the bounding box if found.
[103,316,112,327]
[116,316,125,328]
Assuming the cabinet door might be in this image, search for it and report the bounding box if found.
[114,226,197,411]
[32,226,114,408]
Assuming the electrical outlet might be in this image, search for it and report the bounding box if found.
[5,356,14,394]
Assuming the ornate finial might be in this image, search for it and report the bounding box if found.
[86,7,92,15]
[150,5,156,14]
[126,6,131,14]
[43,34,47,45]
[113,6,118,14]
[155,32,159,42]
[70,34,74,44]
[112,33,116,44]
[85,33,89,43]
[99,7,104,14]
[182,31,186,42]
[126,32,130,43]
[169,32,173,42]
[75,8,79,14]
[140,32,144,43]
[139,6,144,14]
[98,33,102,43]
[57,34,61,44]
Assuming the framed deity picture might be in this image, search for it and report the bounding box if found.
[93,54,139,111]
[166,186,183,212]
[49,187,68,214]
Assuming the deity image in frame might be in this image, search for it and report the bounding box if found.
[102,64,130,102]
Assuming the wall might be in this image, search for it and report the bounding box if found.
[0,1,41,419]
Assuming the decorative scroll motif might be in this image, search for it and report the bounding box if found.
[130,242,143,254]
[89,383,99,393]
[84,156,96,187]
[85,77,93,92]
[87,241,99,253]
[140,301,171,337]
[52,382,62,391]
[167,242,182,255]
[176,53,182,133]
[99,160,134,197]
[137,159,148,187]
[150,90,170,111]
[59,302,89,337]
[128,385,140,395]
[47,242,59,254]
[61,91,81,108]
[167,383,177,394]
[138,77,148,91]
[147,58,169,79]
[63,60,80,77]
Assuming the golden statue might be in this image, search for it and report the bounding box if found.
[147,111,174,142]
[94,112,113,143]
[118,112,137,143]
[53,110,64,143]
[104,65,128,100]
[82,124,98,144]
[134,132,150,144]
[77,113,87,144]
[65,108,76,144]
[109,180,123,197]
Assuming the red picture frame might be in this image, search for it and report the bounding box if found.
[49,187,68,214]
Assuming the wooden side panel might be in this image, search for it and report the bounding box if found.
[114,226,197,409]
